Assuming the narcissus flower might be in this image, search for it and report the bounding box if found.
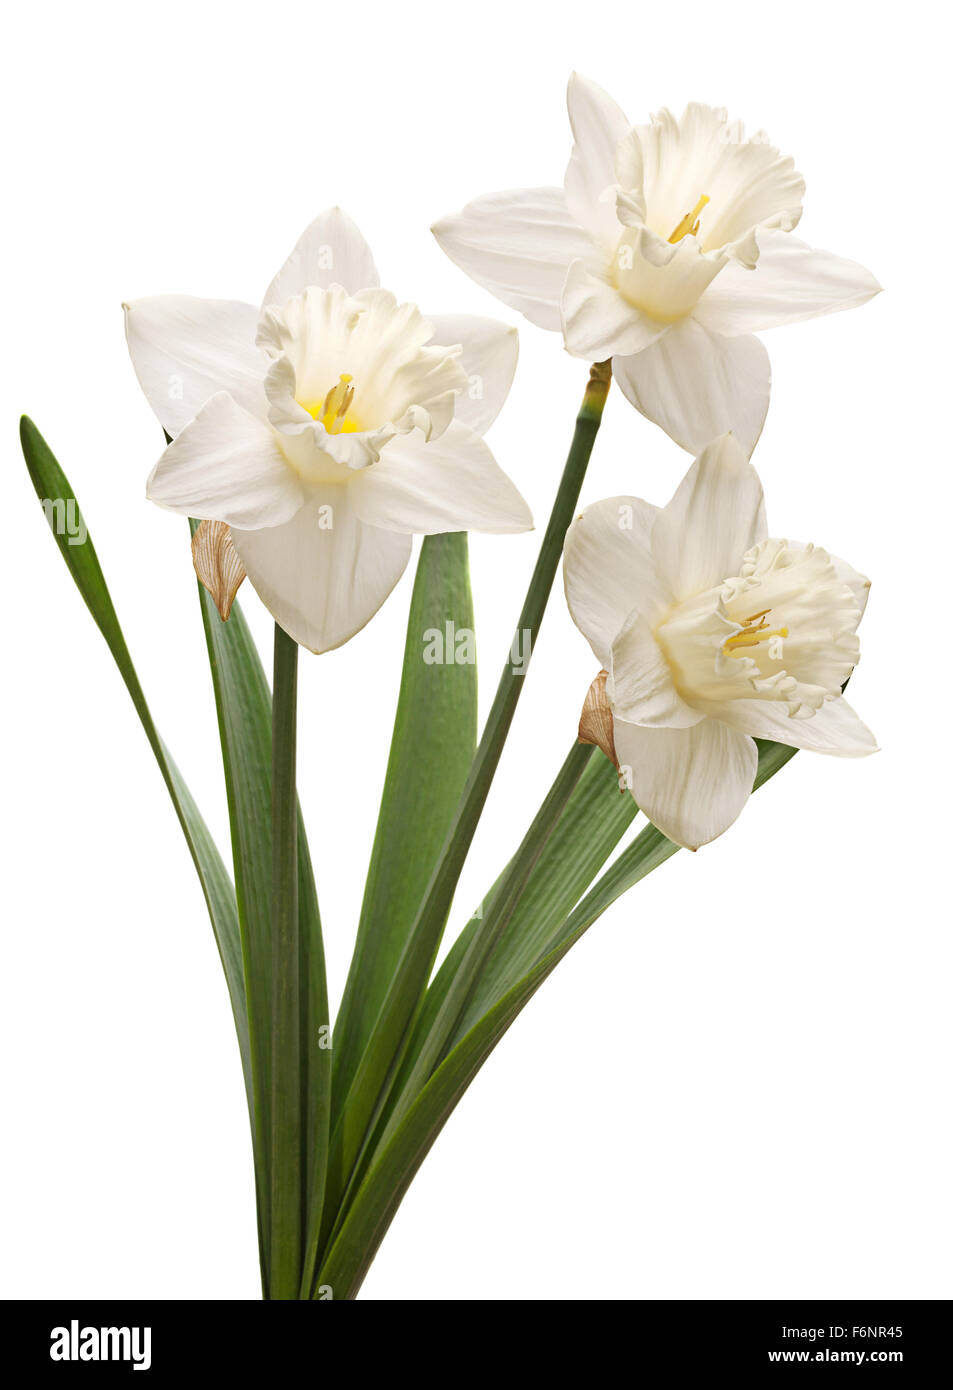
[125,208,532,651]
[434,75,880,457]
[564,434,876,849]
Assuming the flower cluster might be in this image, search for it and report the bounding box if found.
[19,66,889,1307]
[125,76,878,849]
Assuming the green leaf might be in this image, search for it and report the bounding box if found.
[424,738,797,1064]
[267,625,302,1299]
[19,417,251,1109]
[190,524,272,1157]
[190,528,329,1299]
[340,748,636,1213]
[297,824,331,1298]
[325,533,477,1222]
[368,742,596,1164]
[376,748,638,1143]
[324,367,612,1240]
[453,750,640,1044]
[316,738,799,1299]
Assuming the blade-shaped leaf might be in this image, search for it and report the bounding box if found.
[323,368,613,1233]
[325,533,476,1224]
[363,742,596,1175]
[19,417,251,1108]
[267,624,302,1299]
[190,524,329,1299]
[415,738,797,1070]
[317,739,799,1298]
[448,750,639,1045]
[190,522,272,1151]
[335,747,636,1217]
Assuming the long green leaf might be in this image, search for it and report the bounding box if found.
[298,829,331,1298]
[325,364,612,1232]
[377,748,639,1146]
[328,742,603,1243]
[268,625,301,1298]
[189,526,329,1299]
[19,417,251,1105]
[369,742,594,1161]
[317,738,799,1298]
[189,525,271,1174]
[454,750,640,1043]
[325,533,477,1224]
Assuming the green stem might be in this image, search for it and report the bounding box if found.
[465,361,612,802]
[372,741,594,1154]
[268,623,302,1298]
[323,362,612,1241]
[317,740,801,1299]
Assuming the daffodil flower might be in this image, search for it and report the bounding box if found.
[125,208,532,651]
[564,434,876,849]
[433,75,880,456]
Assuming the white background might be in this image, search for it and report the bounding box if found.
[2,0,949,1301]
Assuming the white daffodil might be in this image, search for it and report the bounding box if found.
[564,434,876,850]
[434,75,880,457]
[125,208,532,652]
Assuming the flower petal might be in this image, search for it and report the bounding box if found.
[609,612,704,728]
[123,296,265,437]
[612,317,770,456]
[259,284,465,465]
[652,433,767,597]
[563,495,669,666]
[146,392,305,528]
[637,104,804,255]
[426,314,518,435]
[695,231,882,336]
[561,260,669,359]
[765,539,870,627]
[613,716,758,850]
[563,72,631,252]
[612,224,727,321]
[615,128,646,203]
[708,693,878,755]
[830,552,872,619]
[350,422,532,535]
[231,487,412,653]
[262,207,379,309]
[432,187,599,331]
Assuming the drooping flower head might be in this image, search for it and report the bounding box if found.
[125,208,532,652]
[564,435,876,849]
[434,76,880,456]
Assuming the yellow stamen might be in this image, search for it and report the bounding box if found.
[306,373,360,433]
[668,194,710,244]
[724,627,789,651]
[723,608,789,656]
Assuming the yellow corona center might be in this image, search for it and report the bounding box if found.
[668,194,710,244]
[723,608,789,656]
[303,373,361,434]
